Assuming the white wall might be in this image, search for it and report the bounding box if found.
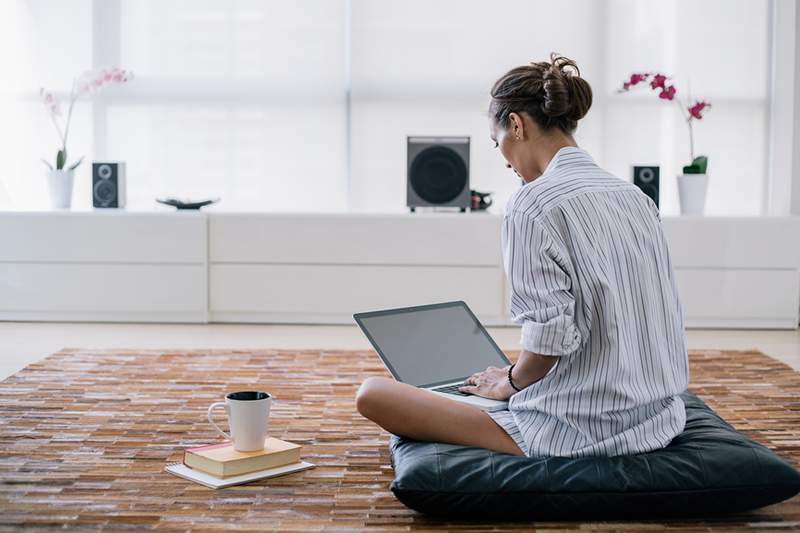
[793,0,800,216]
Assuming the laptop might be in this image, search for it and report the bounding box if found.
[353,300,510,412]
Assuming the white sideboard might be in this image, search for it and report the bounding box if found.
[663,217,800,328]
[0,212,208,322]
[208,213,506,325]
[0,211,798,328]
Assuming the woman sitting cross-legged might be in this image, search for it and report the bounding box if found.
[356,53,689,459]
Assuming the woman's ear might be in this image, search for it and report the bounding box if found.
[508,112,524,141]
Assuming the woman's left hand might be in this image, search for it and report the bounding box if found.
[458,365,517,401]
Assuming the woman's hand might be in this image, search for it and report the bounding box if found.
[458,365,516,401]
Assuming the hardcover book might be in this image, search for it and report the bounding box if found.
[183,437,302,478]
[165,461,315,489]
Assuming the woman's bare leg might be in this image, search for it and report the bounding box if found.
[355,376,524,456]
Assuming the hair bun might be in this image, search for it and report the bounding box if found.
[540,54,590,120]
[541,67,570,118]
[565,75,592,121]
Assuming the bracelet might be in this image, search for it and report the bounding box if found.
[508,363,522,392]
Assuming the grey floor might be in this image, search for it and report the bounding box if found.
[0,322,799,382]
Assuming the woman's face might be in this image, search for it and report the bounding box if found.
[489,113,529,183]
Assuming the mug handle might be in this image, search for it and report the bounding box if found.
[207,402,231,441]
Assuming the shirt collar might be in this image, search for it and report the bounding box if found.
[540,146,595,177]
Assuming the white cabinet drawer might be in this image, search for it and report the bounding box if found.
[663,217,800,269]
[0,263,207,322]
[0,212,207,263]
[675,267,799,328]
[209,214,502,265]
[209,263,505,324]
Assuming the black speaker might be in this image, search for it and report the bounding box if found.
[633,165,659,207]
[407,136,470,212]
[92,162,126,208]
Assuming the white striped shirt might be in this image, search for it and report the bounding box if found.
[489,146,689,458]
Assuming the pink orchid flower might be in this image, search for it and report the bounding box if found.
[658,85,677,100]
[619,70,712,164]
[629,73,648,85]
[650,74,667,90]
[39,89,61,116]
[619,72,650,92]
[40,66,133,171]
[688,101,711,119]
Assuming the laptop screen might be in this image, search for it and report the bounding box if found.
[354,301,510,388]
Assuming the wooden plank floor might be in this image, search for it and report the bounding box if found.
[0,348,798,532]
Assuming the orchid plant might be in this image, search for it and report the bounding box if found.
[40,67,133,172]
[618,72,711,175]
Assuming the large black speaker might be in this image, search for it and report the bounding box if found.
[92,161,126,208]
[633,165,659,208]
[407,136,470,212]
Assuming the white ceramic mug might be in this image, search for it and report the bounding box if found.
[207,391,272,451]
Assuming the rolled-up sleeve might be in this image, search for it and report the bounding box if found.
[502,210,582,357]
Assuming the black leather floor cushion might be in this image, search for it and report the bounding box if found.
[389,391,800,520]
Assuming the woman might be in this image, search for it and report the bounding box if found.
[356,54,688,458]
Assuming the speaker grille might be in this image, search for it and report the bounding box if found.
[409,146,467,204]
[633,166,660,208]
[93,180,117,206]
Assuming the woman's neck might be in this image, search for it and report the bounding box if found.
[526,133,578,182]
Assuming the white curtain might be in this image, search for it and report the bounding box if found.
[1,0,93,210]
[1,0,769,215]
[350,0,769,215]
[113,0,348,212]
[604,0,768,216]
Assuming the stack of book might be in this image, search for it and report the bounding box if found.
[164,437,314,488]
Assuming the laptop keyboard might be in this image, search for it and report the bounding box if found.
[430,383,470,396]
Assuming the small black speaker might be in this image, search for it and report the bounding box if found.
[633,165,659,207]
[407,136,470,212]
[92,162,126,208]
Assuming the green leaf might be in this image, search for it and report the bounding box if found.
[40,158,54,171]
[56,149,66,170]
[683,156,708,174]
[67,156,84,171]
[692,155,708,174]
[682,164,701,174]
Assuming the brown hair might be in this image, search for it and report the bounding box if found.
[489,53,593,135]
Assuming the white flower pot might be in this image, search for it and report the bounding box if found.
[677,173,708,216]
[47,169,75,209]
